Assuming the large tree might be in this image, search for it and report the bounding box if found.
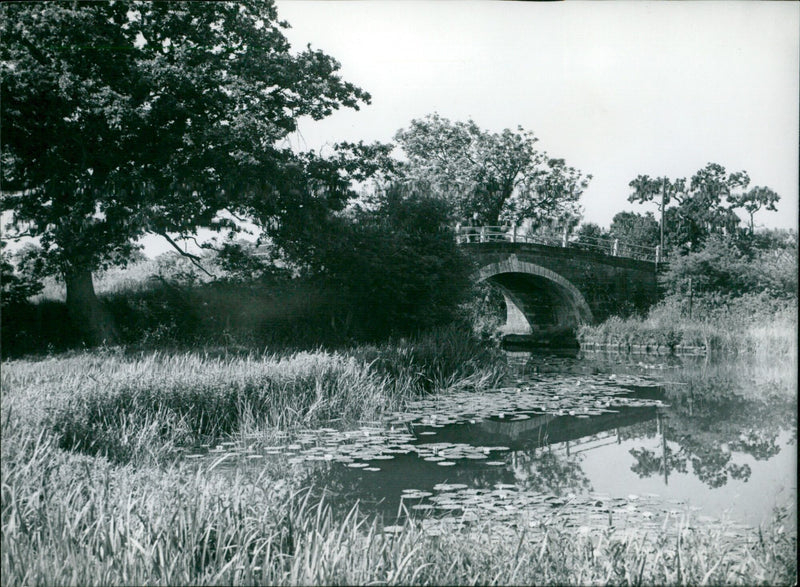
[1,1,369,344]
[394,114,590,227]
[301,185,473,338]
[628,163,751,250]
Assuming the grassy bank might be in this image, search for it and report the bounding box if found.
[578,293,797,357]
[2,327,504,464]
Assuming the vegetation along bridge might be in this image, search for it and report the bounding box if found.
[455,226,665,339]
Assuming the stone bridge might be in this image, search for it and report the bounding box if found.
[457,228,664,340]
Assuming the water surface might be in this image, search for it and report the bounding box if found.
[191,351,797,534]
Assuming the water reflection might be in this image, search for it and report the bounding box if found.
[192,351,796,531]
[297,378,671,520]
[324,353,793,527]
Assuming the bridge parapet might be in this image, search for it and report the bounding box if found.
[454,225,664,264]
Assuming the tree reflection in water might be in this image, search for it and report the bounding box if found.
[509,448,592,496]
[623,359,796,488]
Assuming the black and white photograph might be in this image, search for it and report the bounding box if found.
[1,1,797,584]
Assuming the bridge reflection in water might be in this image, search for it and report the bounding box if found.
[311,384,670,517]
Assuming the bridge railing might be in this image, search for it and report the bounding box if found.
[454,225,664,263]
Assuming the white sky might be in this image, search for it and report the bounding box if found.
[275,0,799,231]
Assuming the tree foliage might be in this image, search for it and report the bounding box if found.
[628,163,755,250]
[728,186,780,233]
[661,231,798,299]
[394,114,590,227]
[295,186,473,338]
[1,244,44,308]
[1,1,370,343]
[609,211,659,248]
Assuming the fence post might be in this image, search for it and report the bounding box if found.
[655,244,662,264]
[480,226,486,243]
[561,229,568,248]
[512,224,517,243]
[612,239,619,256]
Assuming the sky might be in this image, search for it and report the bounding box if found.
[273,0,799,232]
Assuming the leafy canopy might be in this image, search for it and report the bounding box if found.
[728,186,780,233]
[284,185,473,338]
[627,163,755,250]
[609,211,659,248]
[1,1,370,276]
[394,114,591,227]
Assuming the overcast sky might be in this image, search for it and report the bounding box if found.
[275,0,799,231]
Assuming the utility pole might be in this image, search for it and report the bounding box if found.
[660,178,666,254]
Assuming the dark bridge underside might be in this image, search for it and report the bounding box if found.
[489,273,584,335]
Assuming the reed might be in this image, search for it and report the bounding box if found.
[3,309,795,584]
[578,294,797,357]
[1,328,504,464]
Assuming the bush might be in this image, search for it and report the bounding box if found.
[1,244,44,307]
[662,231,798,299]
[294,185,474,339]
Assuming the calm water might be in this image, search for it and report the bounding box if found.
[191,351,797,534]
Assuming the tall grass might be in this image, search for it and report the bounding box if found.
[578,293,798,357]
[2,327,505,464]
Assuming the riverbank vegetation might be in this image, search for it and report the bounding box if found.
[579,228,797,356]
[578,292,797,357]
[2,327,504,463]
[1,186,476,358]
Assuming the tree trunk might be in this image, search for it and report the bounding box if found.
[65,268,118,346]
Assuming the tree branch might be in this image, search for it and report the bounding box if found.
[223,208,249,223]
[159,232,215,278]
[14,32,49,67]
[3,230,39,239]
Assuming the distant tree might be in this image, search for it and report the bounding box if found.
[628,163,751,250]
[609,211,659,248]
[1,1,370,344]
[575,223,608,240]
[211,241,292,284]
[728,186,780,234]
[394,114,590,227]
[569,222,609,252]
[0,243,44,307]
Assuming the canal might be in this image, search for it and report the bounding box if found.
[191,350,797,536]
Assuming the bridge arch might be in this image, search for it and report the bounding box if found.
[474,254,594,335]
